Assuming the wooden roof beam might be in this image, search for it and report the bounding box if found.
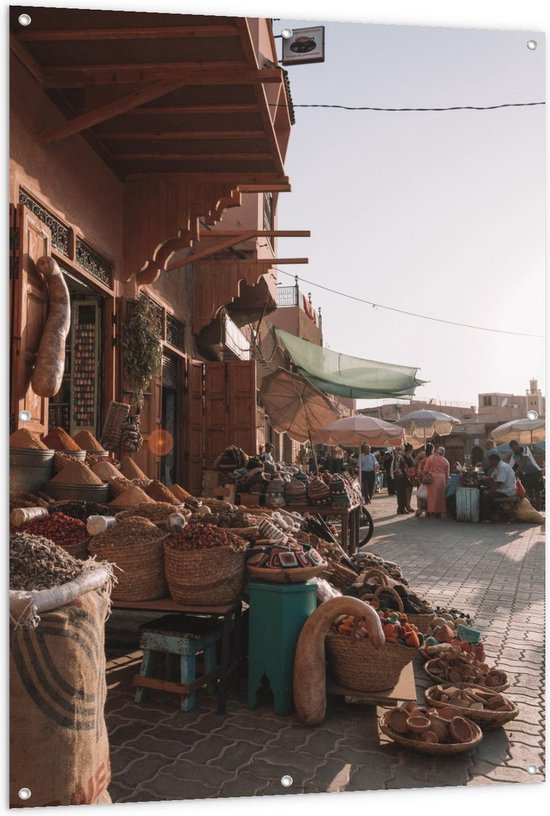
[10,35,45,85]
[239,183,291,192]
[115,152,273,161]
[98,130,267,140]
[196,258,308,265]
[199,230,310,238]
[126,172,290,184]
[130,104,258,115]
[15,25,240,42]
[40,78,193,144]
[43,65,283,88]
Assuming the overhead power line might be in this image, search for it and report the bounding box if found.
[270,101,545,112]
[274,268,544,339]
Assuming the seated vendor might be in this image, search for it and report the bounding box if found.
[509,439,544,510]
[479,453,517,521]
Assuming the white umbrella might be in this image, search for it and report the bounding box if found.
[395,409,461,445]
[491,418,545,445]
[311,414,404,447]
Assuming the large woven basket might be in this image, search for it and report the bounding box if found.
[326,612,417,692]
[88,533,168,602]
[361,580,434,633]
[164,544,245,606]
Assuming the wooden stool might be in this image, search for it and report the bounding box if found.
[133,615,222,711]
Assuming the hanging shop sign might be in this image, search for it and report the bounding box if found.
[282,26,325,66]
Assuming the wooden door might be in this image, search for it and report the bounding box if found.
[11,205,51,434]
[185,359,205,494]
[227,360,257,457]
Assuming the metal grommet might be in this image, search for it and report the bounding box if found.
[280,774,293,787]
[527,40,538,50]
[18,14,32,26]
[527,765,539,774]
[18,788,32,801]
[19,410,32,422]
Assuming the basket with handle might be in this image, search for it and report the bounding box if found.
[361,583,404,612]
[359,567,397,588]
[362,573,434,632]
[325,594,417,692]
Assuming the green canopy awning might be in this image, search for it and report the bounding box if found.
[275,328,426,399]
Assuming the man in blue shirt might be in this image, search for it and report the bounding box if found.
[360,444,378,503]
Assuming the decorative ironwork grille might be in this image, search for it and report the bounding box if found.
[75,239,113,288]
[166,314,185,351]
[19,190,70,256]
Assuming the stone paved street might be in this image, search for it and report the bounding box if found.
[105,492,545,803]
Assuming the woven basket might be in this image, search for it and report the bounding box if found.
[89,533,168,602]
[164,544,245,606]
[361,584,404,613]
[424,684,519,730]
[57,538,89,560]
[359,567,397,588]
[379,709,483,755]
[326,609,417,692]
[407,612,436,633]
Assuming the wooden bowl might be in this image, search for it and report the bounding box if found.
[424,659,510,692]
[424,684,519,730]
[379,709,483,755]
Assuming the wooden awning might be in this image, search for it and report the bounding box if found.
[10,7,292,185]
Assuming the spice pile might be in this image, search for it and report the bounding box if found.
[196,509,251,528]
[43,427,82,451]
[89,516,164,550]
[50,461,104,486]
[47,501,116,521]
[25,512,87,549]
[10,533,84,591]
[72,431,104,451]
[166,523,247,552]
[109,483,154,506]
[90,460,122,481]
[144,480,180,505]
[10,429,50,450]
[116,502,188,525]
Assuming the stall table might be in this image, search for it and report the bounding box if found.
[283,503,361,554]
[111,597,243,714]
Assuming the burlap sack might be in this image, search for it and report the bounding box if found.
[10,571,112,807]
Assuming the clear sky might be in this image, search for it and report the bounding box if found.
[274,17,546,408]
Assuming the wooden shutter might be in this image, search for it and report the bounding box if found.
[11,205,51,434]
[227,360,257,457]
[185,359,205,494]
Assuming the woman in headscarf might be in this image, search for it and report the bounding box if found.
[421,446,450,518]
[414,442,434,517]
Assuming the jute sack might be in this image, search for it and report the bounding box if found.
[10,566,113,807]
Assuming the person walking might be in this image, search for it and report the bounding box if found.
[414,442,434,517]
[383,450,395,495]
[421,446,450,518]
[392,446,413,514]
[360,443,378,503]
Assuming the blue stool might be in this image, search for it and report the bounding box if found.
[133,615,222,711]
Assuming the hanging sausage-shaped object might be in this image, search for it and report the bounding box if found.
[31,256,71,398]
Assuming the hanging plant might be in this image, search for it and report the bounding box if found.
[121,296,163,412]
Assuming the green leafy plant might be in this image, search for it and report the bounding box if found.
[121,296,163,411]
